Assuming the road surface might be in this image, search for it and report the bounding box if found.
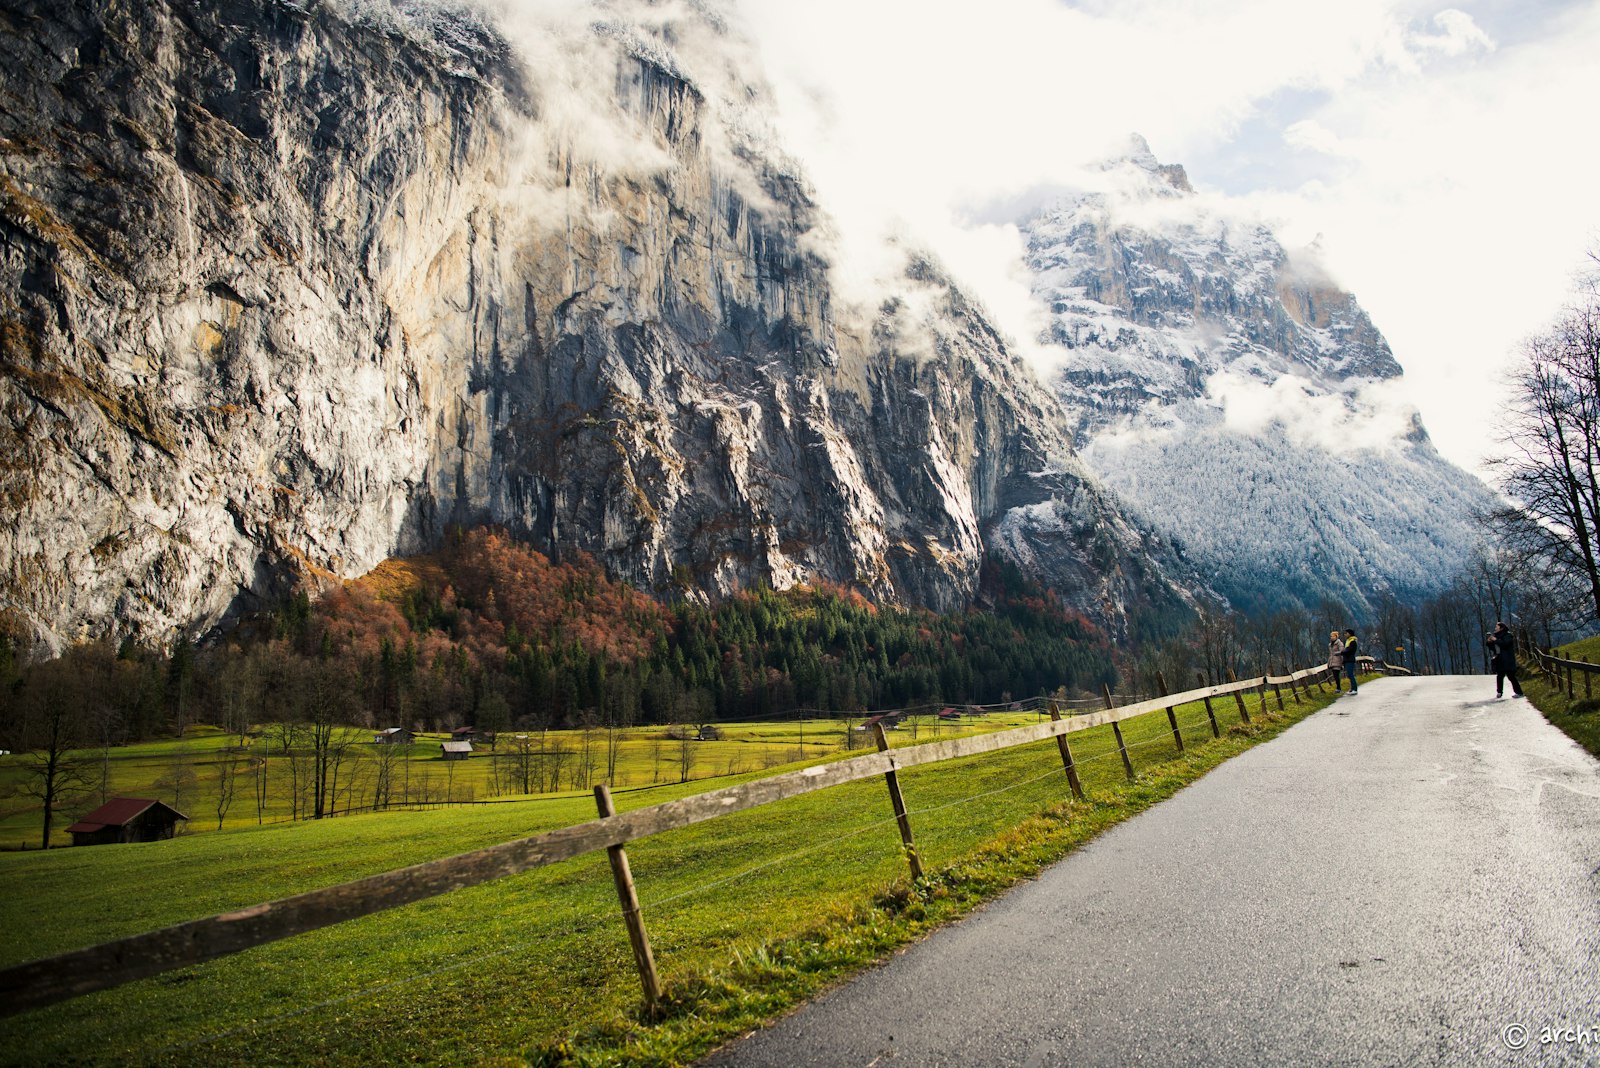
[704,676,1600,1067]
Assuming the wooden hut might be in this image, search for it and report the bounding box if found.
[440,740,474,760]
[67,797,189,846]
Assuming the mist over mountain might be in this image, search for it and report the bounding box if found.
[0,0,1193,653]
[1023,137,1497,617]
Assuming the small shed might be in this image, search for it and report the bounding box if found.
[373,727,415,744]
[67,797,189,846]
[451,725,497,748]
[441,740,474,760]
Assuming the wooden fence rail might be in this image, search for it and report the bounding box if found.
[1531,648,1600,673]
[0,664,1341,1018]
[1530,647,1598,701]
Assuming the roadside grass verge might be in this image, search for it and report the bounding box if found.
[0,678,1352,1067]
[1523,636,1600,759]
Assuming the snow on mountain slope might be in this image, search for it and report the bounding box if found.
[1025,137,1496,617]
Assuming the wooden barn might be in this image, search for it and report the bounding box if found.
[440,740,473,760]
[450,726,497,749]
[373,727,416,744]
[67,797,189,846]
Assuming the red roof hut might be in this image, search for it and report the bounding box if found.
[66,797,189,846]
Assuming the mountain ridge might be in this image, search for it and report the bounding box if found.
[1023,137,1495,616]
[0,0,1193,653]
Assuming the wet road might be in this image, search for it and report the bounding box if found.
[704,677,1600,1067]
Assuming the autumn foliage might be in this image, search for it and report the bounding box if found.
[3,528,1119,740]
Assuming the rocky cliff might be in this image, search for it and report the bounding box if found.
[0,0,1189,652]
[1025,138,1496,616]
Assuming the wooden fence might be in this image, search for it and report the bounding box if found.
[0,663,1348,1019]
[1530,647,1600,701]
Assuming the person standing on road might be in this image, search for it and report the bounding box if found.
[1327,630,1345,692]
[1486,621,1524,698]
[1343,629,1360,694]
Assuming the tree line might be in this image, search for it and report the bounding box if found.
[0,529,1122,844]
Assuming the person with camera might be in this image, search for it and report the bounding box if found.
[1485,621,1524,699]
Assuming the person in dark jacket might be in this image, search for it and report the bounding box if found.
[1486,621,1524,698]
[1342,629,1359,694]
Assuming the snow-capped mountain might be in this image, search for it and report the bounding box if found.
[1025,137,1497,617]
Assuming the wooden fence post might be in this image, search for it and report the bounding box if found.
[1048,701,1086,799]
[1271,670,1285,711]
[873,724,924,882]
[1257,676,1270,718]
[1227,669,1252,724]
[1103,684,1135,780]
[1287,670,1302,705]
[594,785,662,1014]
[1196,672,1220,737]
[1567,661,1575,700]
[1585,658,1592,701]
[1156,672,1184,753]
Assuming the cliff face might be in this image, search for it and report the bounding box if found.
[1024,139,1495,616]
[0,0,1188,651]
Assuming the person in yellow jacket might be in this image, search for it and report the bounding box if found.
[1342,629,1359,694]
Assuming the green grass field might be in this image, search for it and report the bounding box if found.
[0,676,1351,1066]
[1524,636,1600,759]
[0,712,1052,850]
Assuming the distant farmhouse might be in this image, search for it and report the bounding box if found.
[373,727,416,744]
[441,740,473,760]
[67,797,188,846]
[450,726,496,749]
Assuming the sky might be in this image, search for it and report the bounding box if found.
[727,0,1600,479]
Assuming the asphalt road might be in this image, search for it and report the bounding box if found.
[704,676,1600,1067]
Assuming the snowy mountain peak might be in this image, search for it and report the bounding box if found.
[1096,134,1195,197]
[1024,151,1493,617]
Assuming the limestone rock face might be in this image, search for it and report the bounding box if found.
[0,0,1188,651]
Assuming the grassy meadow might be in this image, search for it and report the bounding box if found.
[0,710,1054,849]
[1524,635,1600,759]
[0,673,1354,1066]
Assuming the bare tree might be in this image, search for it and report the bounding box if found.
[370,735,404,809]
[8,659,94,848]
[1489,271,1600,619]
[299,663,355,819]
[154,741,198,818]
[213,748,242,831]
[676,722,696,783]
[1191,608,1241,686]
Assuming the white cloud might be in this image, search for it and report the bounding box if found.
[1284,119,1355,158]
[725,0,1600,478]
[1207,370,1419,453]
[1413,8,1496,55]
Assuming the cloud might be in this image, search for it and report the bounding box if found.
[362,0,1600,482]
[1207,370,1418,453]
[1284,119,1355,158]
[1412,9,1495,56]
[726,0,1600,478]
